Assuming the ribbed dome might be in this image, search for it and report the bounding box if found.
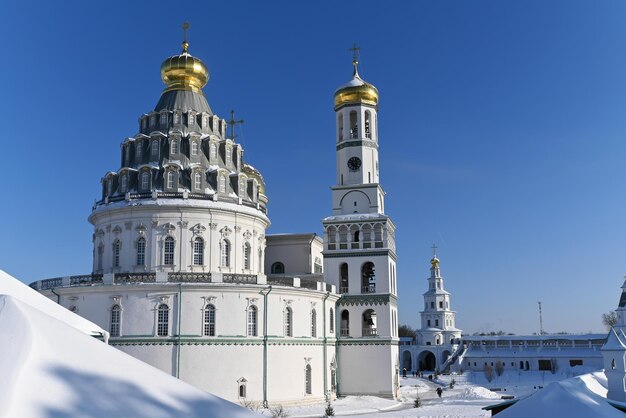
[160,41,209,93]
[334,60,379,110]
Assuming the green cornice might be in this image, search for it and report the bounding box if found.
[336,140,378,151]
[323,250,397,261]
[338,293,398,306]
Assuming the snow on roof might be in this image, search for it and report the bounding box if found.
[0,294,258,418]
[464,334,607,342]
[0,270,105,337]
[602,328,626,351]
[496,372,623,418]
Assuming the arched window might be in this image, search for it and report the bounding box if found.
[349,111,358,139]
[220,239,230,267]
[226,147,232,165]
[238,382,246,398]
[341,310,350,336]
[219,175,226,193]
[157,303,169,336]
[194,172,202,191]
[136,142,142,160]
[329,308,334,333]
[337,113,344,141]
[160,112,168,125]
[247,305,257,336]
[339,263,349,294]
[141,171,150,191]
[136,237,146,266]
[170,139,179,155]
[271,262,285,274]
[361,262,376,293]
[284,307,293,337]
[354,230,360,242]
[120,175,128,193]
[362,309,377,336]
[311,309,317,337]
[204,304,216,336]
[244,242,251,270]
[364,110,371,138]
[97,243,104,271]
[151,140,159,159]
[193,237,204,265]
[191,140,198,156]
[167,171,175,189]
[305,364,312,395]
[164,237,175,265]
[210,143,217,160]
[110,304,121,337]
[112,240,121,268]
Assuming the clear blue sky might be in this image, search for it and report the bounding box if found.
[2,0,625,335]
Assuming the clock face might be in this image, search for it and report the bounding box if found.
[347,157,362,171]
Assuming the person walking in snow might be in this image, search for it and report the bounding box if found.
[436,387,443,398]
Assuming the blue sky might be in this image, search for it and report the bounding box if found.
[1,0,625,334]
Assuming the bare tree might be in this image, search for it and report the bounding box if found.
[603,311,618,330]
[484,364,494,382]
[495,361,504,376]
[399,325,417,339]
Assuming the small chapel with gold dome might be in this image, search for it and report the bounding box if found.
[30,30,401,406]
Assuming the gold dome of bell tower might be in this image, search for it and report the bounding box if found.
[160,22,209,93]
[334,46,379,110]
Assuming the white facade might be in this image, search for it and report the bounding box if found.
[602,279,626,402]
[400,256,462,373]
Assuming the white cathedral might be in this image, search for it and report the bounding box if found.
[30,35,400,406]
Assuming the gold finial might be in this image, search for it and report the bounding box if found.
[182,22,190,53]
[431,244,439,268]
[349,43,361,77]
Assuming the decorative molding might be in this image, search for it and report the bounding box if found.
[220,226,232,237]
[191,223,206,236]
[338,294,392,307]
[164,223,176,233]
[243,230,252,241]
[336,140,378,151]
[234,225,242,232]
[151,220,159,227]
[112,225,122,234]
[209,222,218,230]
[179,220,189,228]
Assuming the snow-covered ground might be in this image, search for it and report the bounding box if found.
[258,377,500,417]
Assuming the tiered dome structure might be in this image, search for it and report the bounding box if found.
[90,38,269,276]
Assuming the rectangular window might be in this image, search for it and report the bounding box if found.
[157,305,169,336]
[136,239,146,266]
[191,141,198,156]
[439,301,443,309]
[141,172,150,190]
[204,306,215,336]
[194,173,201,191]
[569,359,583,367]
[430,302,434,309]
[164,239,175,265]
[151,140,159,159]
[427,320,431,327]
[435,319,439,327]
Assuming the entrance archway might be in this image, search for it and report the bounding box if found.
[402,350,412,371]
[418,351,436,371]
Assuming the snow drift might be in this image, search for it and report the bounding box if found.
[0,272,258,418]
[497,372,622,418]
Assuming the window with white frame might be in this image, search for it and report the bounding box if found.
[247,305,257,336]
[194,172,202,191]
[157,303,169,336]
[112,240,121,267]
[284,307,293,337]
[191,140,198,156]
[220,239,230,267]
[219,175,226,193]
[151,140,159,159]
[97,243,104,271]
[164,237,175,265]
[204,304,215,336]
[226,147,232,165]
[160,112,167,125]
[170,139,179,155]
[210,143,217,160]
[243,243,251,270]
[110,304,121,337]
[167,171,175,189]
[141,172,150,191]
[311,309,317,337]
[120,175,128,193]
[136,237,146,266]
[305,364,312,395]
[124,145,130,164]
[193,237,204,265]
[150,115,156,127]
[136,142,142,159]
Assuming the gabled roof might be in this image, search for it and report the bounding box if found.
[602,328,626,351]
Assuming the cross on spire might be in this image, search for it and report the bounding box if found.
[182,22,190,53]
[349,43,361,76]
[431,244,438,257]
[228,110,244,140]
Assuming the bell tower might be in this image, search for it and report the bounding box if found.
[323,49,399,399]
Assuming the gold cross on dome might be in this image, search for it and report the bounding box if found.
[182,22,190,52]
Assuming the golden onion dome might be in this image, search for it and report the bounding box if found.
[334,59,379,110]
[160,40,209,93]
[243,163,266,195]
[431,256,440,269]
